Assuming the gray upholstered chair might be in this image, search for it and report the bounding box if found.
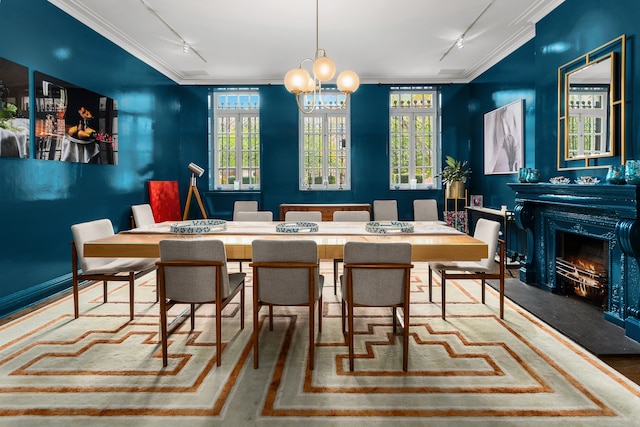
[156,239,245,367]
[233,201,258,221]
[71,219,157,320]
[373,199,398,221]
[250,240,324,370]
[234,211,273,221]
[331,210,371,294]
[131,203,156,228]
[341,241,413,371]
[284,211,323,222]
[428,218,505,320]
[413,199,439,221]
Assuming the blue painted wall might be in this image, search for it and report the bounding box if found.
[1,0,640,316]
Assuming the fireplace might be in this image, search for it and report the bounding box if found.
[508,182,640,344]
[555,232,608,307]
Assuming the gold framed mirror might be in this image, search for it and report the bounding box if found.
[557,35,626,170]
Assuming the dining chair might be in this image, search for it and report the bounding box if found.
[250,240,323,370]
[373,199,398,221]
[131,203,156,228]
[70,219,157,320]
[428,218,505,320]
[156,239,245,367]
[331,210,371,294]
[233,200,258,221]
[341,241,413,371]
[284,211,323,222]
[413,199,439,221]
[234,211,273,221]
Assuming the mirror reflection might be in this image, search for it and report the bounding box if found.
[566,58,612,159]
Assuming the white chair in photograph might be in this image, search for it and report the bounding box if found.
[131,204,156,228]
[284,211,323,222]
[234,211,273,221]
[233,201,258,221]
[413,199,439,221]
[373,199,398,221]
[331,210,371,294]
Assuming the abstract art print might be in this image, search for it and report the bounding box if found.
[34,72,118,164]
[484,99,524,174]
[0,57,30,159]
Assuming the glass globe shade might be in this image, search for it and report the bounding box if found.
[284,68,311,94]
[313,56,336,82]
[303,77,316,93]
[337,70,360,94]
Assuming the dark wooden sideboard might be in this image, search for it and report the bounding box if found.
[279,203,371,221]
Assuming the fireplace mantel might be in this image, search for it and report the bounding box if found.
[508,182,640,343]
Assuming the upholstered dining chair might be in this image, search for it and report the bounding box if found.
[284,211,323,222]
[331,210,371,294]
[428,218,505,320]
[131,203,156,228]
[71,219,157,320]
[413,199,439,221]
[156,239,245,367]
[234,211,273,221]
[341,241,413,371]
[233,200,258,221]
[373,199,399,221]
[250,240,324,370]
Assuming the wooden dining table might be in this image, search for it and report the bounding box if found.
[83,221,488,262]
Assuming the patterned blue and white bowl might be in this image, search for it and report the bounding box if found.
[170,219,227,234]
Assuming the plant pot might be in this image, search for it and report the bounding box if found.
[446,181,465,199]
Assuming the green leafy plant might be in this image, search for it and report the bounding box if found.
[437,155,471,185]
[0,102,18,131]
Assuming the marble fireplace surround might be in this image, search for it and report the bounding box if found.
[508,183,640,343]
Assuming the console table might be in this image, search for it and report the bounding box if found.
[279,203,371,221]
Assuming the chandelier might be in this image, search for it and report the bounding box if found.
[283,0,360,114]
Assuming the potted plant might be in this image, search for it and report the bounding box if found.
[438,156,471,199]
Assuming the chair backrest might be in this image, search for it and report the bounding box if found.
[333,210,370,222]
[473,218,501,271]
[373,200,398,221]
[233,201,258,220]
[158,239,231,300]
[285,211,323,222]
[131,204,156,227]
[234,211,273,221]
[413,199,439,221]
[71,219,116,273]
[251,240,321,305]
[343,241,412,306]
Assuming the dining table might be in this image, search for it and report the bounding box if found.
[83,220,489,262]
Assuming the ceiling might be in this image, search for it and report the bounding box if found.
[49,0,564,86]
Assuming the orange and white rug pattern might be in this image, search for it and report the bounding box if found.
[0,262,639,426]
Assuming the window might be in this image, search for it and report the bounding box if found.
[299,91,350,190]
[567,88,608,158]
[389,89,440,189]
[209,90,260,190]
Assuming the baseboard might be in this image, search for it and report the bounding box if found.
[0,274,72,318]
[625,317,640,342]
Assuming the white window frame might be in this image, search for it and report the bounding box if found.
[209,90,260,190]
[567,88,609,158]
[298,92,351,191]
[389,88,440,190]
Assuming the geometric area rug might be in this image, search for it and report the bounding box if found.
[1,262,639,426]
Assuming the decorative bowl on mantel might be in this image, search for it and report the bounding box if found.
[575,176,600,185]
[549,176,570,184]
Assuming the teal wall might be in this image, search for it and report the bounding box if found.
[1,0,639,316]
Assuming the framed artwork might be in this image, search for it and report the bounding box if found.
[471,195,483,207]
[484,99,524,174]
[0,57,30,158]
[34,72,118,164]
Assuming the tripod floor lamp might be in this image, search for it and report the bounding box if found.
[183,162,208,220]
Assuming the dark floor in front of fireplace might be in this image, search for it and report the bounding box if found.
[489,272,640,356]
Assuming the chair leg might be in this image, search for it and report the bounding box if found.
[481,278,486,304]
[318,295,323,333]
[309,298,315,370]
[73,278,80,319]
[333,259,339,295]
[269,305,273,331]
[216,300,222,367]
[392,306,397,333]
[441,272,446,320]
[103,281,108,303]
[240,282,245,330]
[403,302,409,372]
[159,273,168,367]
[253,282,260,369]
[190,303,196,330]
[428,265,433,302]
[348,301,355,371]
[341,300,346,334]
[128,273,135,321]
